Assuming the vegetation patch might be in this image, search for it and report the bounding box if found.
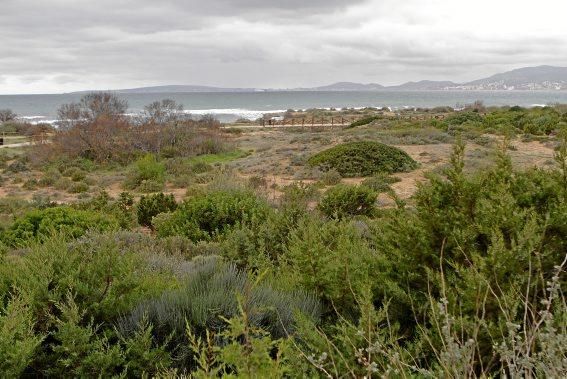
[185,149,249,165]
[349,115,380,128]
[308,141,418,177]
[1,206,118,247]
[318,184,377,219]
[154,190,270,241]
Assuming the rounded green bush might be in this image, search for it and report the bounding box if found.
[308,141,417,177]
[318,184,377,219]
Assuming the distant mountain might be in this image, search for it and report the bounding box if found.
[113,85,259,93]
[387,80,458,90]
[301,82,384,91]
[71,66,567,93]
[460,65,567,90]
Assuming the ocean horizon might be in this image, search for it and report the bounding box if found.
[2,90,567,123]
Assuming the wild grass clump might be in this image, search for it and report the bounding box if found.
[308,141,418,177]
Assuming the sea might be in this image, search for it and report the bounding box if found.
[2,90,567,124]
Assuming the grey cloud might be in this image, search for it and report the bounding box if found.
[0,0,566,93]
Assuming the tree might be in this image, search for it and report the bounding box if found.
[57,92,128,127]
[0,109,17,123]
[144,99,184,124]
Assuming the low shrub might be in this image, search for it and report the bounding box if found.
[1,207,119,246]
[22,179,38,191]
[318,184,377,219]
[280,182,319,206]
[68,182,89,194]
[38,168,62,187]
[154,190,270,241]
[118,257,320,343]
[349,115,380,127]
[445,111,483,125]
[319,169,342,186]
[137,193,177,228]
[137,179,165,193]
[5,161,28,173]
[124,154,166,190]
[308,141,418,177]
[361,173,400,192]
[54,177,73,191]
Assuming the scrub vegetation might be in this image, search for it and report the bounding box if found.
[0,95,566,377]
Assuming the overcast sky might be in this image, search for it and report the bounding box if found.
[1,0,566,94]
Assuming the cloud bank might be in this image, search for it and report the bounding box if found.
[1,0,566,94]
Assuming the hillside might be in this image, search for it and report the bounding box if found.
[461,65,567,90]
[69,66,567,93]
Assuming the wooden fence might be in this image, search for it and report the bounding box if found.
[261,113,448,127]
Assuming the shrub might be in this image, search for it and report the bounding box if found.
[0,234,175,376]
[5,161,28,173]
[118,257,320,342]
[38,168,62,187]
[124,154,166,190]
[154,190,270,241]
[1,207,119,246]
[280,182,319,206]
[445,111,483,125]
[22,179,38,190]
[319,169,342,186]
[349,115,380,127]
[308,141,417,177]
[361,173,400,193]
[137,193,177,228]
[0,295,43,377]
[68,182,89,194]
[137,179,165,193]
[318,185,377,219]
[54,177,73,191]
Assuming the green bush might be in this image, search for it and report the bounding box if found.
[308,141,417,177]
[137,179,165,193]
[124,154,166,190]
[319,169,342,186]
[1,207,119,246]
[137,193,177,228]
[0,234,175,376]
[318,185,376,219]
[349,115,380,128]
[445,111,483,125]
[154,190,270,241]
[280,182,319,206]
[361,173,400,192]
[68,181,89,193]
[38,168,62,187]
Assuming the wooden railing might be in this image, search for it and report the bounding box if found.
[260,113,449,127]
